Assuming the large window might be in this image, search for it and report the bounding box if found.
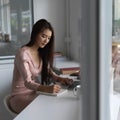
[0,0,33,57]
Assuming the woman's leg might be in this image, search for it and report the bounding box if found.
[9,93,38,114]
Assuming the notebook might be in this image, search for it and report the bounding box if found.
[37,89,68,96]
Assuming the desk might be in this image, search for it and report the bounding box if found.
[13,88,120,120]
[110,93,120,120]
[13,91,81,120]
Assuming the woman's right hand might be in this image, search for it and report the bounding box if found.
[48,84,61,93]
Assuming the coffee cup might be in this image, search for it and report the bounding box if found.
[73,85,81,99]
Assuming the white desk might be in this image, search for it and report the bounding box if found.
[110,93,120,120]
[13,89,120,120]
[13,91,81,120]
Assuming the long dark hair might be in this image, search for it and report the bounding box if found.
[25,19,54,85]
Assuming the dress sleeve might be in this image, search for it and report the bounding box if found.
[49,68,62,82]
[16,50,40,90]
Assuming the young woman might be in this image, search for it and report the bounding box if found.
[9,19,73,114]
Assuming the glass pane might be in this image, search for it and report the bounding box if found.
[0,0,32,57]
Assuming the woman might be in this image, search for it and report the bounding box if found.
[9,19,73,114]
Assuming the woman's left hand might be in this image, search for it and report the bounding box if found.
[60,78,73,85]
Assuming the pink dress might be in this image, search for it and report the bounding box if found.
[9,46,43,113]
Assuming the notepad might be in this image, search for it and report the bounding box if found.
[37,89,68,96]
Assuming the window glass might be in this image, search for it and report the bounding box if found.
[0,0,32,57]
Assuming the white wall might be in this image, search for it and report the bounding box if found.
[69,0,81,61]
[33,0,67,55]
[0,60,14,120]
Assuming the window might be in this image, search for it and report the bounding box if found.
[0,0,33,57]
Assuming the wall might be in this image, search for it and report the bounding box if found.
[69,0,81,61]
[33,0,67,55]
[0,60,14,120]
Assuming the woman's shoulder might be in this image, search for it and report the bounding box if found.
[17,46,29,54]
[16,46,30,60]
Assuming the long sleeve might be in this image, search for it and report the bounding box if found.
[49,68,65,82]
[49,68,59,81]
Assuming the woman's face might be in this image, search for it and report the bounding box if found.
[35,29,52,48]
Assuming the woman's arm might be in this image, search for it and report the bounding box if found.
[49,68,73,85]
[37,84,61,93]
[17,53,61,93]
[16,50,61,93]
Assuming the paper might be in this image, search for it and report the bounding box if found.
[37,89,68,96]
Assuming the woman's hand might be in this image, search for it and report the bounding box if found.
[48,85,61,93]
[60,78,73,86]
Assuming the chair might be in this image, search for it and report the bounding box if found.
[3,94,17,117]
